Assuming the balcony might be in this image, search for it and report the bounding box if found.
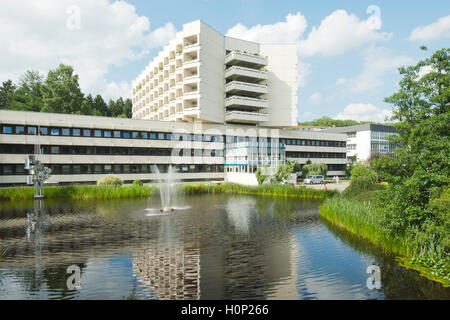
[225,81,268,95]
[225,66,268,81]
[225,96,268,109]
[225,51,268,68]
[225,110,268,124]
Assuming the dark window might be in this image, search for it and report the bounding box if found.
[158,133,165,140]
[3,165,13,175]
[39,127,48,135]
[94,130,102,137]
[166,133,172,140]
[2,126,13,134]
[62,128,70,136]
[83,129,91,137]
[50,146,59,154]
[132,132,140,139]
[15,165,25,175]
[150,133,157,140]
[62,165,71,174]
[140,132,148,139]
[123,165,130,173]
[15,126,25,134]
[73,128,81,136]
[73,165,81,174]
[123,132,130,139]
[104,165,112,174]
[94,165,103,174]
[27,127,37,135]
[113,165,121,173]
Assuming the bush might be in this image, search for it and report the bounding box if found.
[350,164,377,191]
[97,175,123,186]
[133,179,143,186]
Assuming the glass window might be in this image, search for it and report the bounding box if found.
[113,131,121,138]
[123,165,130,173]
[15,165,25,175]
[15,126,25,134]
[51,128,60,136]
[73,165,81,174]
[113,165,121,173]
[27,127,37,135]
[62,165,71,174]
[51,146,59,154]
[94,130,102,137]
[73,128,81,136]
[104,131,111,138]
[62,128,70,136]
[140,164,148,173]
[104,165,112,174]
[3,165,13,175]
[140,132,148,139]
[158,133,165,140]
[150,133,157,140]
[94,165,103,174]
[132,132,140,139]
[2,126,13,134]
[166,133,172,140]
[39,127,48,135]
[83,129,91,137]
[123,132,130,139]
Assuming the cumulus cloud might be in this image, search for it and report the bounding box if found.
[409,15,450,42]
[334,46,413,94]
[308,93,322,104]
[335,103,392,122]
[0,0,176,100]
[298,9,392,57]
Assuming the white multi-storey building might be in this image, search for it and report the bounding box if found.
[324,124,397,161]
[132,20,298,128]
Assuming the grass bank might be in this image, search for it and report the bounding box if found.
[181,182,338,200]
[0,184,158,201]
[320,194,450,287]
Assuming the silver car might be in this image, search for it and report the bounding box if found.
[304,175,324,184]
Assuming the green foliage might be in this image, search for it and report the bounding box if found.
[302,162,328,178]
[97,175,123,186]
[350,164,378,191]
[181,182,338,200]
[273,161,295,183]
[298,116,379,127]
[0,65,132,118]
[378,47,450,232]
[370,155,402,182]
[255,165,269,185]
[133,179,143,186]
[345,156,357,177]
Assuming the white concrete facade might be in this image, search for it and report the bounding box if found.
[132,20,298,128]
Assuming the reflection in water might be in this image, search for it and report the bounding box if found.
[0,195,448,300]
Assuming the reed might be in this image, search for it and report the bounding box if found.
[180,182,338,200]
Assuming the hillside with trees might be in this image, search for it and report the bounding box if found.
[0,64,132,118]
[298,116,381,127]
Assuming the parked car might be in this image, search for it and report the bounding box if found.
[303,175,324,184]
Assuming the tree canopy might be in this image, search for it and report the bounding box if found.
[298,116,381,127]
[0,64,132,119]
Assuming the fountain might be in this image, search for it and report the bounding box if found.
[145,165,190,216]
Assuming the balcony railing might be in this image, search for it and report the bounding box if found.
[225,66,268,80]
[225,50,268,67]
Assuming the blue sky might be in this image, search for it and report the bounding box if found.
[0,0,448,122]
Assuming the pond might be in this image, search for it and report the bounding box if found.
[0,194,448,300]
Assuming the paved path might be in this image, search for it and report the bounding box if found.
[300,181,350,193]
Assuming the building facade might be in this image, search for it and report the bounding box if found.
[0,110,347,186]
[132,20,298,128]
[324,124,397,161]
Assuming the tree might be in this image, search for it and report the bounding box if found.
[0,80,17,109]
[255,165,269,185]
[345,156,357,177]
[93,94,108,116]
[302,162,328,178]
[350,164,378,190]
[80,94,94,115]
[379,48,449,231]
[123,98,133,118]
[16,71,44,112]
[273,161,295,183]
[42,64,84,114]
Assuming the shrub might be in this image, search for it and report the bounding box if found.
[350,164,377,191]
[133,179,143,186]
[97,175,123,186]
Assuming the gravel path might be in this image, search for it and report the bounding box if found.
[300,181,350,193]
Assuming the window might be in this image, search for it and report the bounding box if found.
[51,146,59,154]
[114,131,121,138]
[3,165,13,175]
[123,132,130,139]
[166,133,172,140]
[51,128,60,136]
[104,131,111,138]
[73,128,81,136]
[150,133,157,140]
[39,127,48,135]
[2,126,13,134]
[94,130,102,137]
[123,165,130,173]
[62,165,71,174]
[104,165,112,174]
[95,165,103,174]
[15,126,25,134]
[83,129,91,137]
[27,127,37,135]
[158,133,165,140]
[132,132,140,139]
[62,128,70,136]
[15,165,25,175]
[73,165,81,174]
[113,165,121,173]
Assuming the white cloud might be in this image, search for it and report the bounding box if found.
[334,46,413,94]
[308,93,322,104]
[335,103,392,122]
[226,12,308,43]
[298,9,392,57]
[409,15,450,42]
[0,0,176,100]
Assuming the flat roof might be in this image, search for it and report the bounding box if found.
[323,124,396,133]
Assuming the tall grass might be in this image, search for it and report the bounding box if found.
[0,185,158,201]
[320,198,450,286]
[181,182,338,200]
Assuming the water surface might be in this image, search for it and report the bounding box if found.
[0,195,448,300]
